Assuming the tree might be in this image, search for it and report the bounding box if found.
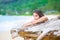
[44,0,60,12]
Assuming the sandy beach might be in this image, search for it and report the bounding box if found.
[0,31,12,40]
[0,31,24,40]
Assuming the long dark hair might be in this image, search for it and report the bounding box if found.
[33,10,44,17]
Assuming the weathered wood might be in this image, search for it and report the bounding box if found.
[42,33,60,40]
[18,31,60,40]
[18,31,38,39]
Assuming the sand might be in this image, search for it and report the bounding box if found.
[0,31,24,40]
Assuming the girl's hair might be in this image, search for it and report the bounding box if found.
[33,10,44,17]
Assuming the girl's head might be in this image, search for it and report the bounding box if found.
[33,10,44,20]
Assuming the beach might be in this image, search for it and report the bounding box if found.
[0,31,24,40]
[0,31,12,40]
[0,15,58,40]
[0,16,33,40]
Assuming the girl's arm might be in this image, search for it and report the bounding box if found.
[32,16,48,25]
[22,16,48,27]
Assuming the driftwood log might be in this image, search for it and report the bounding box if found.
[11,16,60,40]
[18,30,60,40]
[18,31,38,40]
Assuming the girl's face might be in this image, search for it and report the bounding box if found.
[33,13,40,20]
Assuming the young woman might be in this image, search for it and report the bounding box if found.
[21,10,60,40]
[11,10,48,39]
[21,10,48,30]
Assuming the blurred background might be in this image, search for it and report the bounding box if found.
[0,0,60,16]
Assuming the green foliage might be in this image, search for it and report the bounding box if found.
[43,0,60,12]
[0,0,60,15]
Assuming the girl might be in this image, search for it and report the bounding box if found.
[21,10,48,30]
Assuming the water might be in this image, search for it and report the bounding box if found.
[0,16,33,32]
